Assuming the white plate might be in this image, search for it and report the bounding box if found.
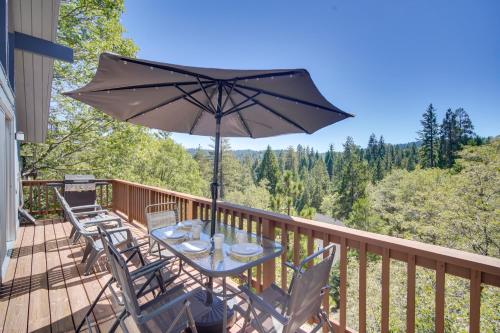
[181,240,210,253]
[230,243,263,256]
[163,228,186,239]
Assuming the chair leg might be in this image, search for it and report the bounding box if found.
[185,302,198,333]
[320,311,335,333]
[81,242,93,263]
[72,233,81,244]
[69,226,76,239]
[147,240,158,254]
[84,249,101,276]
[76,277,113,332]
[110,309,128,333]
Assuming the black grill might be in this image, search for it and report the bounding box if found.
[63,174,96,208]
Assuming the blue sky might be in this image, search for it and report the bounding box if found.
[121,0,499,151]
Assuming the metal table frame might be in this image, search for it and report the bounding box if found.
[151,220,283,331]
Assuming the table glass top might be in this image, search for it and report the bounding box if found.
[150,220,283,277]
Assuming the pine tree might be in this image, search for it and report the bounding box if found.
[438,109,460,168]
[366,134,378,165]
[334,137,369,219]
[325,144,335,180]
[418,104,439,168]
[454,108,475,145]
[256,146,281,194]
[284,146,298,174]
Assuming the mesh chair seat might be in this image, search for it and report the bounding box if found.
[240,244,336,333]
[122,287,209,333]
[242,284,290,333]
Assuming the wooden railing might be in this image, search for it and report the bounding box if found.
[22,179,500,333]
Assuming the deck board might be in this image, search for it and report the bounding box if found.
[28,221,50,333]
[0,226,25,332]
[45,219,75,333]
[3,224,34,333]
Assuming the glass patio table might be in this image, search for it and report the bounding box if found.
[150,220,283,331]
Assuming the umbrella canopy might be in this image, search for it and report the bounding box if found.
[65,52,353,235]
[65,53,352,137]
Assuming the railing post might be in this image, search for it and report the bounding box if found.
[262,219,276,289]
[186,200,195,219]
[126,183,131,222]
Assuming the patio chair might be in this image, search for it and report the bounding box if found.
[238,243,336,333]
[103,230,211,333]
[76,226,179,332]
[144,202,179,257]
[54,188,121,243]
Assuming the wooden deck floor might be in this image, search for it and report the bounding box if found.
[0,218,255,333]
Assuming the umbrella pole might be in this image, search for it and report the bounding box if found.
[210,83,223,237]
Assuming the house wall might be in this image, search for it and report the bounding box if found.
[0,0,16,282]
[0,48,16,281]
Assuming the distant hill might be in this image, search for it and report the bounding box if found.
[187,141,421,161]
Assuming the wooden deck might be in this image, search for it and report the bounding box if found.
[0,218,255,333]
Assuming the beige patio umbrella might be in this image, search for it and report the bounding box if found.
[65,52,353,236]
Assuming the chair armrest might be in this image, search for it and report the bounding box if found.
[81,216,122,226]
[74,210,109,217]
[283,261,300,273]
[239,285,289,326]
[71,204,102,211]
[130,258,169,280]
[119,241,150,254]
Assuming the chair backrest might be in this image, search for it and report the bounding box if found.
[144,202,179,233]
[101,232,142,317]
[55,188,77,227]
[285,244,336,333]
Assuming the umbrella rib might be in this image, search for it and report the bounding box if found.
[119,57,216,81]
[232,87,311,134]
[230,70,305,82]
[189,85,219,134]
[224,86,254,138]
[197,77,216,113]
[175,84,214,114]
[233,83,353,117]
[222,91,260,115]
[189,109,204,134]
[222,101,258,117]
[75,80,207,94]
[221,80,236,111]
[125,83,215,121]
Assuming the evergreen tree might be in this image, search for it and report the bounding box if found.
[454,108,475,145]
[256,146,281,194]
[406,143,418,171]
[325,144,335,180]
[438,109,460,168]
[418,104,439,168]
[333,137,369,219]
[366,134,378,165]
[284,146,298,174]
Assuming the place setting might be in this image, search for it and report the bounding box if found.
[227,230,264,261]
